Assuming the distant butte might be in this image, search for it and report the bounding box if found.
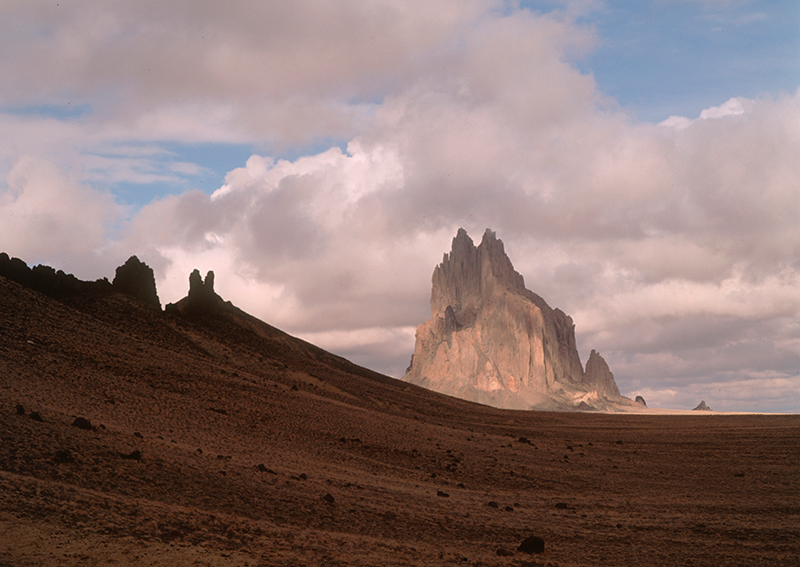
[403,228,635,411]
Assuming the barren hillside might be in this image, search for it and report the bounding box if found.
[1,267,799,566]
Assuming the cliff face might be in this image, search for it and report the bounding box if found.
[403,228,628,411]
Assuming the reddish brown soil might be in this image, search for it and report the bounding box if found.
[1,275,799,566]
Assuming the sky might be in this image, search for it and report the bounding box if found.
[1,0,799,412]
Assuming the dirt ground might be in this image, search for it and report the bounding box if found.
[1,275,799,566]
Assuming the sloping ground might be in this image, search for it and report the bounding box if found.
[1,274,799,566]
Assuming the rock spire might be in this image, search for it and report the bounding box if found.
[112,256,161,309]
[403,228,630,411]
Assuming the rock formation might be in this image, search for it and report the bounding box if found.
[0,252,109,299]
[693,400,712,411]
[403,228,631,411]
[635,395,647,407]
[112,256,161,309]
[166,269,225,315]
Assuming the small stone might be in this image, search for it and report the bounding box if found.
[496,548,514,557]
[72,417,93,430]
[437,490,450,497]
[29,411,44,422]
[15,404,25,415]
[299,473,308,480]
[322,493,335,504]
[555,502,568,509]
[488,501,499,508]
[517,535,545,554]
[121,449,142,461]
[54,449,75,464]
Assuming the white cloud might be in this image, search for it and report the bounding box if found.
[0,156,119,268]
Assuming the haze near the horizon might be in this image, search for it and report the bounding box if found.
[1,1,798,412]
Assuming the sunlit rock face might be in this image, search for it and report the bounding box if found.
[404,228,630,411]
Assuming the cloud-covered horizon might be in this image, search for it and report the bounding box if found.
[2,1,799,412]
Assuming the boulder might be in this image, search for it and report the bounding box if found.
[517,535,545,554]
[635,395,647,407]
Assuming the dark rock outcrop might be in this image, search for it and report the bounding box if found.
[166,269,224,315]
[71,417,94,430]
[403,228,631,411]
[517,535,545,554]
[635,395,647,407]
[112,256,161,309]
[0,253,109,300]
[693,400,712,411]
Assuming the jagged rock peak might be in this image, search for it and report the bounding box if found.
[112,256,161,309]
[187,269,218,312]
[584,350,620,398]
[431,228,524,318]
[693,400,712,411]
[405,228,630,411]
[165,269,222,315]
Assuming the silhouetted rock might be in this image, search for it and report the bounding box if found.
[29,411,44,422]
[437,490,450,497]
[693,400,712,411]
[166,269,223,315]
[488,501,499,508]
[518,535,545,554]
[0,252,109,300]
[322,493,335,504]
[15,404,25,415]
[120,449,142,460]
[635,395,647,407]
[112,256,161,309]
[71,417,93,430]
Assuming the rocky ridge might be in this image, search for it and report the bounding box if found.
[404,228,634,411]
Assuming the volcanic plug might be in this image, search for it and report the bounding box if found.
[403,228,632,411]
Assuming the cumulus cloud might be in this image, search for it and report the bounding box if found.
[0,157,119,269]
[1,2,798,411]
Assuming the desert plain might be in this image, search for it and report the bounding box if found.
[1,271,799,566]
